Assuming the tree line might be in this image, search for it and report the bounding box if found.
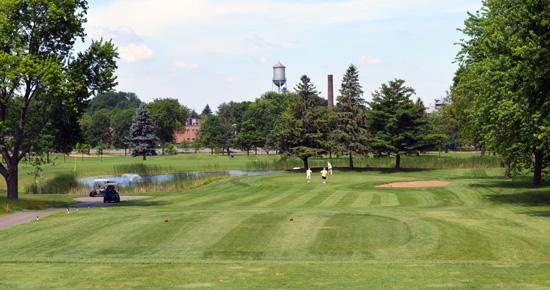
[1,0,546,201]
[199,65,437,170]
[78,91,188,155]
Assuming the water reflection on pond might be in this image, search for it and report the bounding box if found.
[78,170,283,188]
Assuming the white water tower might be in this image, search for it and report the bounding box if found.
[272,62,287,93]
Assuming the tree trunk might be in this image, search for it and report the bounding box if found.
[480,146,486,156]
[210,148,214,155]
[349,152,354,169]
[143,153,147,161]
[227,148,230,156]
[254,148,257,155]
[395,153,401,170]
[504,157,512,179]
[329,151,332,159]
[533,149,543,187]
[246,150,250,156]
[6,165,19,200]
[161,143,165,155]
[303,157,309,169]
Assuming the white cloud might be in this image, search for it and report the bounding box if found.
[87,0,477,35]
[259,56,268,65]
[85,0,478,56]
[360,56,382,65]
[174,60,200,70]
[118,44,154,63]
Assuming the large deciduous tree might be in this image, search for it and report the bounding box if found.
[0,0,118,199]
[199,115,224,154]
[146,98,188,154]
[367,79,427,169]
[235,120,263,155]
[279,75,324,169]
[456,0,549,186]
[129,105,156,160]
[217,101,250,155]
[333,65,369,168]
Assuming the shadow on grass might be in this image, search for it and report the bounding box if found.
[486,190,550,206]
[526,210,550,217]
[469,174,548,188]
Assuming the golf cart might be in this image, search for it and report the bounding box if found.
[89,179,121,203]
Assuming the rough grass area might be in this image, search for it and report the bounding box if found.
[1,168,549,289]
[25,174,78,194]
[0,194,75,215]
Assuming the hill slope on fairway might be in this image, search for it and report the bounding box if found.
[0,168,549,289]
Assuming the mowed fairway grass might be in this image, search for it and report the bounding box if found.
[1,168,550,289]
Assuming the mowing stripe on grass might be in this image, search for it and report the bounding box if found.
[222,192,267,207]
[264,214,328,260]
[335,192,360,208]
[236,193,278,207]
[318,192,346,208]
[426,218,495,260]
[162,211,254,259]
[369,194,382,207]
[255,191,297,207]
[350,192,375,208]
[379,192,400,207]
[284,191,319,208]
[309,213,410,260]
[302,192,333,208]
[395,191,419,207]
[203,211,288,260]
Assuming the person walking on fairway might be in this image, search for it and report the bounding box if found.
[306,168,312,183]
[327,162,333,175]
[321,168,328,184]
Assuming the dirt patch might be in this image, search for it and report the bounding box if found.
[376,181,450,188]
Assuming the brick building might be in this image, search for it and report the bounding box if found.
[175,117,200,143]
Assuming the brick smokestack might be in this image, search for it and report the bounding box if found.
[327,74,334,110]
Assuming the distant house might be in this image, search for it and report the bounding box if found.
[176,116,201,143]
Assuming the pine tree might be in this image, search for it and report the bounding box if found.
[334,65,369,168]
[367,79,427,169]
[129,105,157,160]
[279,75,324,169]
[201,104,213,116]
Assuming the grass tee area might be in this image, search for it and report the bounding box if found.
[1,154,549,289]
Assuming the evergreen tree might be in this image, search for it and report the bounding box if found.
[129,105,157,160]
[279,75,324,169]
[201,104,213,116]
[367,79,427,169]
[333,65,369,168]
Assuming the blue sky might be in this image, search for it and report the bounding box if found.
[84,0,481,112]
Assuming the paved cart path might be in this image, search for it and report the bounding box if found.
[0,196,150,230]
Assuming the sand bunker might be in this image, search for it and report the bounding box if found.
[376,181,450,188]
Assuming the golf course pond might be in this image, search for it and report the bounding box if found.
[78,170,284,188]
